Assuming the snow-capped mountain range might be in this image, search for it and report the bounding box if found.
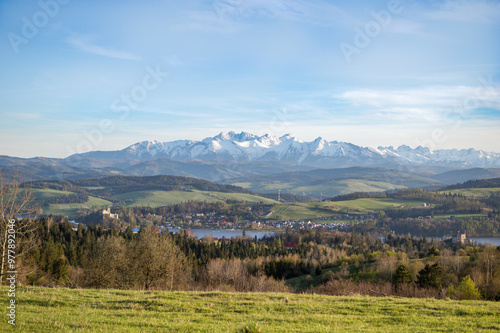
[72,131,500,169]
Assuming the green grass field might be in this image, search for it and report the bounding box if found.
[31,189,112,216]
[292,179,407,198]
[42,196,112,216]
[439,187,500,197]
[113,190,277,207]
[232,179,406,197]
[32,188,74,201]
[331,198,431,214]
[1,287,499,332]
[270,202,340,220]
[270,198,432,220]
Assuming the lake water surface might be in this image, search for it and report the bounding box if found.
[169,228,500,245]
[469,238,500,246]
[168,228,276,240]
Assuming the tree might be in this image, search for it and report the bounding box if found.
[392,264,412,289]
[315,264,322,276]
[0,173,40,285]
[85,235,129,289]
[454,276,481,300]
[133,228,191,290]
[416,263,443,290]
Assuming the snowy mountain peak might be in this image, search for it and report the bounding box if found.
[279,133,295,141]
[74,132,500,168]
[214,131,257,141]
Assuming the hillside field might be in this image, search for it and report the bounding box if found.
[42,196,112,216]
[32,189,112,216]
[1,287,499,332]
[270,198,432,220]
[113,190,278,207]
[439,187,500,197]
[331,198,431,213]
[32,188,74,201]
[233,178,407,198]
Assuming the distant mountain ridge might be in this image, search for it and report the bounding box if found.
[71,131,500,169]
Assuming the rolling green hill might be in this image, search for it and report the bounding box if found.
[229,167,442,198]
[2,287,498,333]
[113,190,277,207]
[269,198,433,220]
[32,188,74,200]
[331,198,431,213]
[42,196,112,216]
[439,187,500,197]
[25,175,276,216]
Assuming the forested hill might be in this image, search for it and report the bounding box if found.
[26,175,257,197]
[441,177,500,190]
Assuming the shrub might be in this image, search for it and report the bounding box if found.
[449,276,481,300]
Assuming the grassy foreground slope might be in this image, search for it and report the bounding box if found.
[2,287,499,332]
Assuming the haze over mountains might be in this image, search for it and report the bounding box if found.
[2,131,500,197]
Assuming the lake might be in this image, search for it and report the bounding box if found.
[168,228,276,240]
[469,237,500,246]
[169,228,500,245]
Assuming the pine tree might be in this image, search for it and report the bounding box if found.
[315,264,322,276]
[416,263,443,290]
[392,264,412,289]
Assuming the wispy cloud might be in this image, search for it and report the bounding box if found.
[424,0,500,23]
[209,0,350,27]
[67,36,141,61]
[337,85,500,121]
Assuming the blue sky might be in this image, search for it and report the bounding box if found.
[1,0,499,158]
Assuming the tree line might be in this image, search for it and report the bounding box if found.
[11,218,498,301]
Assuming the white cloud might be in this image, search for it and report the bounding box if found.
[67,36,141,61]
[337,85,500,121]
[210,0,350,27]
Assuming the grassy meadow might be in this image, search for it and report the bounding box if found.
[270,198,433,220]
[113,190,277,207]
[439,187,500,197]
[331,198,431,213]
[32,189,112,216]
[233,179,406,198]
[1,287,499,332]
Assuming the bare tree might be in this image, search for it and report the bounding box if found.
[85,236,129,289]
[133,227,192,290]
[0,173,40,285]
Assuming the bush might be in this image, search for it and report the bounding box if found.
[322,271,336,282]
[449,276,481,300]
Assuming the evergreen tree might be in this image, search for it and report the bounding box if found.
[315,264,322,276]
[416,263,443,290]
[392,264,412,289]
